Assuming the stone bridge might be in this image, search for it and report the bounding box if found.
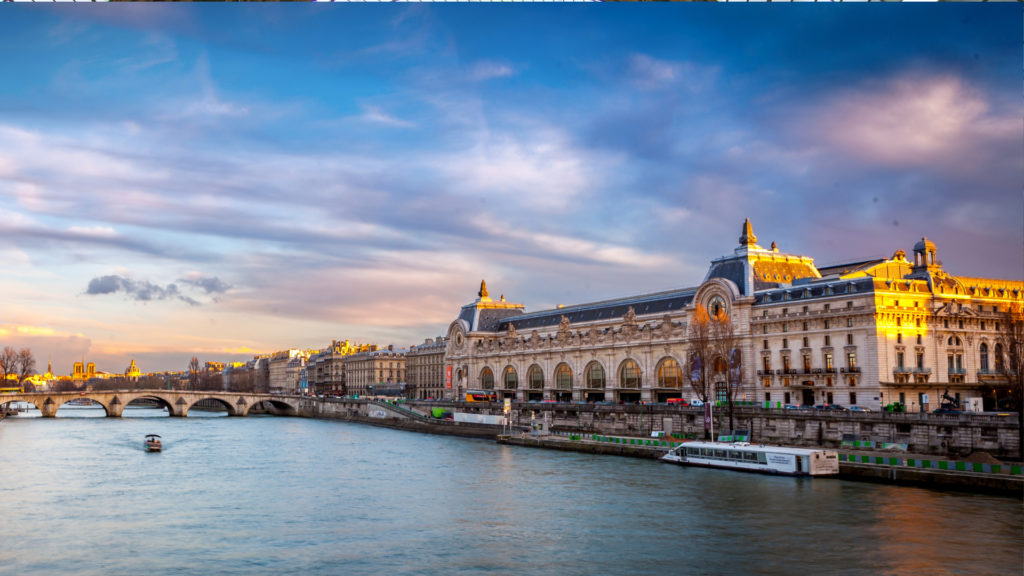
[0,390,304,418]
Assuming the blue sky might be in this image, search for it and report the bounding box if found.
[0,5,1020,374]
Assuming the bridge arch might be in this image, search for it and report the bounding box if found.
[243,398,299,417]
[2,391,303,418]
[123,395,174,417]
[184,396,240,417]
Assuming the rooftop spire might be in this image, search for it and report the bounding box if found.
[478,279,489,299]
[739,218,757,246]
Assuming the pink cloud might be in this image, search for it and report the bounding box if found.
[811,74,1017,168]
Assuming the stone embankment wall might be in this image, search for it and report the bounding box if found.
[488,403,1020,459]
[286,398,1019,459]
[293,397,513,439]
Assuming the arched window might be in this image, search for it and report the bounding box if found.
[503,366,518,389]
[657,358,682,388]
[714,356,728,373]
[480,367,494,390]
[619,359,641,388]
[555,363,573,390]
[585,362,605,389]
[980,343,989,373]
[528,364,544,390]
[995,343,1005,372]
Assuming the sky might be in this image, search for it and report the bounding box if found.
[0,5,1021,375]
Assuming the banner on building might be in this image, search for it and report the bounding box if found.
[445,365,452,389]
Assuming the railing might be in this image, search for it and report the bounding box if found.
[839,453,1023,476]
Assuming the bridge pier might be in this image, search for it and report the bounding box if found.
[40,400,58,418]
[105,395,124,417]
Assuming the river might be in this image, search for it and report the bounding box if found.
[0,406,1020,576]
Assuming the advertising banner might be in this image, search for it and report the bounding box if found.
[446,365,452,389]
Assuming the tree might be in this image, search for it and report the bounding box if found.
[996,303,1024,458]
[0,346,16,387]
[15,348,35,385]
[189,356,200,391]
[686,304,714,439]
[711,309,742,436]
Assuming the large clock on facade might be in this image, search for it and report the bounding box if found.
[708,295,726,318]
[454,332,464,348]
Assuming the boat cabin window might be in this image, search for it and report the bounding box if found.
[743,451,758,462]
[728,451,741,460]
[758,453,767,464]
[714,449,726,458]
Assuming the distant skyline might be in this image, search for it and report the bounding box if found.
[1,5,1021,374]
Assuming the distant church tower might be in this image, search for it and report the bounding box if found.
[125,359,141,383]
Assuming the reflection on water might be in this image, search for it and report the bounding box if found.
[0,416,1019,576]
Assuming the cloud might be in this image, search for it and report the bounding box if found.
[357,104,415,128]
[177,275,232,295]
[626,54,715,92]
[807,73,1018,169]
[170,54,249,119]
[84,275,199,306]
[466,60,517,82]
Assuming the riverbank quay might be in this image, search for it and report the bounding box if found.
[421,399,1021,459]
[496,433,1024,496]
[294,397,522,439]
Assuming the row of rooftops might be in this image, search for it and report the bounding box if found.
[456,219,1022,334]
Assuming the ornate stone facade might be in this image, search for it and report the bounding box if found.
[445,220,1023,411]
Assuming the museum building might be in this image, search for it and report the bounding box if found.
[444,220,1023,411]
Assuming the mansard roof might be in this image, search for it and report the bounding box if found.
[753,276,876,305]
[816,259,887,277]
[497,288,696,332]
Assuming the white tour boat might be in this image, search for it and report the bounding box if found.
[661,441,839,476]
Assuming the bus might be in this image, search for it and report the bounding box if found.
[465,389,497,402]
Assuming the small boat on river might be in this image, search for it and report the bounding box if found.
[145,434,162,452]
[661,441,838,476]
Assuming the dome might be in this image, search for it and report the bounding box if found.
[913,237,935,253]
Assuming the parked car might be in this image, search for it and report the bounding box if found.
[783,404,801,410]
[933,408,964,414]
[690,399,705,407]
[827,404,849,412]
[848,405,872,412]
[666,398,690,406]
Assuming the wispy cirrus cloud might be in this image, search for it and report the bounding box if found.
[466,60,518,82]
[357,104,415,128]
[626,53,716,92]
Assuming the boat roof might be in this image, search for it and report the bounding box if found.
[145,434,162,438]
[680,441,834,455]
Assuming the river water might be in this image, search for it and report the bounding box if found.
[0,406,1020,576]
